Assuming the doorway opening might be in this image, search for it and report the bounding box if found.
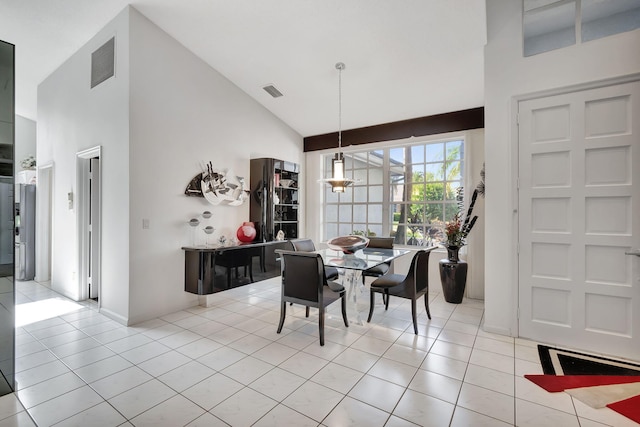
[76,147,101,305]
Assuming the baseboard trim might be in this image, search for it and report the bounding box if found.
[98,307,128,326]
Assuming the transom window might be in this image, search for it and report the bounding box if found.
[323,139,464,246]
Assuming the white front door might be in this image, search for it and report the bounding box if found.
[518,80,640,360]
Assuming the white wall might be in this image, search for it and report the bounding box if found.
[38,8,131,320]
[127,8,303,324]
[305,128,485,298]
[14,115,35,172]
[484,1,640,335]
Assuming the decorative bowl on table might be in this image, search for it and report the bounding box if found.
[327,235,370,254]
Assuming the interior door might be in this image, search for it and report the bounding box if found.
[518,80,639,360]
[88,157,100,299]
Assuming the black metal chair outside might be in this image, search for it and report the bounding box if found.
[367,248,435,334]
[276,249,348,346]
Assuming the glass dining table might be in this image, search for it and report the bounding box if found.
[315,247,411,325]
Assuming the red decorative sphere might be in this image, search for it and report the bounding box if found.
[236,223,256,242]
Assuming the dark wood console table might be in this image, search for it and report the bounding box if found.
[182,240,290,295]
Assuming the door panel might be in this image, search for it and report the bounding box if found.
[518,81,639,360]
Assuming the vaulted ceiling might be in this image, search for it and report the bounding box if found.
[0,0,486,136]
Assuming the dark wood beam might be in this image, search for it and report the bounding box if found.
[303,107,484,152]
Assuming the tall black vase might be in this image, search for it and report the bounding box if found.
[439,246,468,304]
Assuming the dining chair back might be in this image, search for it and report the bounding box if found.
[367,248,435,334]
[289,238,317,252]
[289,238,339,280]
[276,250,348,345]
[362,236,395,285]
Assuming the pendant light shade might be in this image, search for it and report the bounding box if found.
[320,62,355,193]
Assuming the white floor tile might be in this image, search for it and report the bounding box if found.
[52,401,126,427]
[209,387,277,426]
[184,412,229,427]
[408,369,463,403]
[17,278,637,427]
[468,348,515,375]
[59,346,115,370]
[514,376,576,414]
[368,357,418,388]
[157,360,215,392]
[393,388,455,427]
[348,374,405,413]
[157,330,202,349]
[282,381,344,423]
[324,396,390,427]
[14,360,71,390]
[119,341,170,365]
[253,403,318,427]
[181,373,244,411]
[0,394,25,420]
[89,366,153,400]
[72,355,132,384]
[332,348,379,373]
[309,362,364,394]
[129,394,205,427]
[226,333,272,354]
[0,410,37,427]
[516,398,580,427]
[107,379,176,419]
[174,337,222,359]
[27,386,103,427]
[382,343,428,368]
[430,340,472,362]
[196,346,247,371]
[464,364,515,396]
[221,356,274,385]
[16,372,85,409]
[451,406,512,427]
[137,350,192,377]
[251,342,298,366]
[278,351,328,379]
[457,383,515,424]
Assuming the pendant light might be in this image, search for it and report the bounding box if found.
[321,62,354,193]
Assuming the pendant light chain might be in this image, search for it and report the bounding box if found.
[338,62,342,152]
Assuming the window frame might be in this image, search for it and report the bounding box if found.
[322,136,466,246]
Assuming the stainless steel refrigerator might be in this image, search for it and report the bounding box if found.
[15,184,35,281]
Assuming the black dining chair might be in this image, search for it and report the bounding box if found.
[367,248,435,334]
[276,249,348,346]
[289,238,339,281]
[361,236,395,286]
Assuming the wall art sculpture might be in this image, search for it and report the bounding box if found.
[184,162,249,206]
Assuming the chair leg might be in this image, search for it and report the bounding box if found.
[305,306,310,317]
[367,289,375,323]
[319,307,325,346]
[277,301,286,333]
[424,294,431,319]
[341,294,349,327]
[411,299,418,335]
[384,289,390,311]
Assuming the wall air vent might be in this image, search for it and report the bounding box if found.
[91,37,115,88]
[263,84,283,98]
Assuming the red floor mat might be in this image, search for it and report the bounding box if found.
[524,374,640,393]
[607,394,640,424]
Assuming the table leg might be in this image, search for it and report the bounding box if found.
[343,269,365,325]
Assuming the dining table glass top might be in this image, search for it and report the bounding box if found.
[316,247,411,270]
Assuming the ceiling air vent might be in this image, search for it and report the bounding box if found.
[263,84,283,98]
